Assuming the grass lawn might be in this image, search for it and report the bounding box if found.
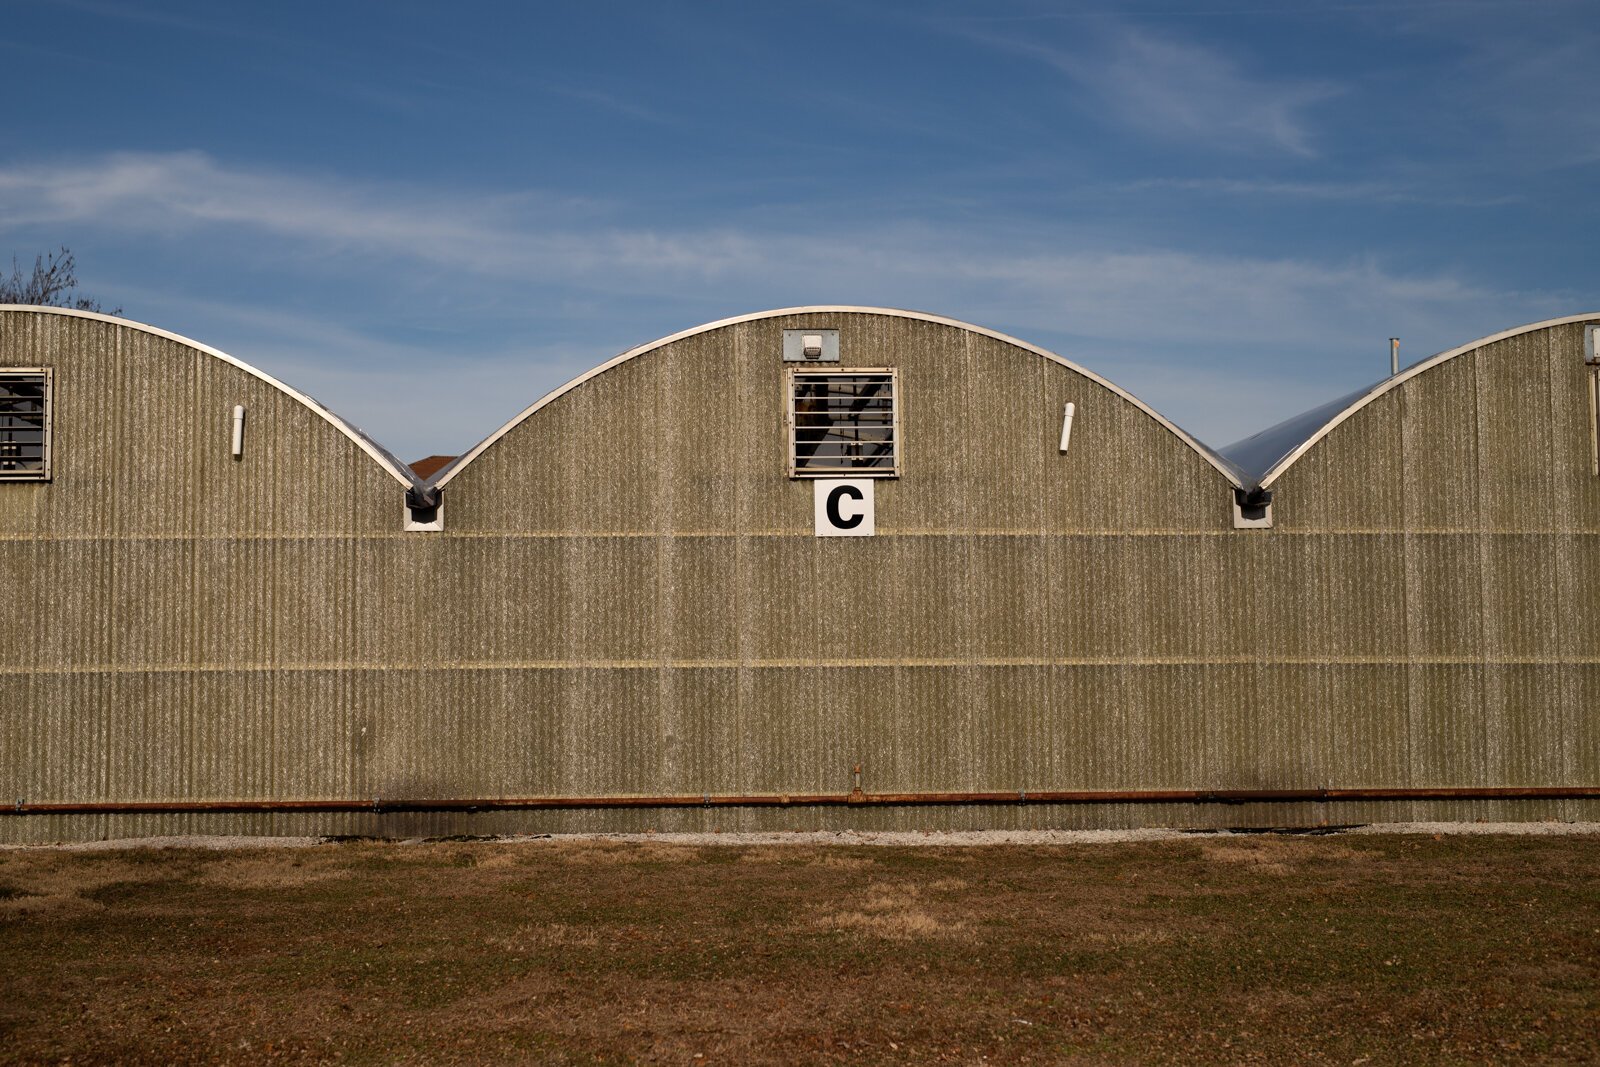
[1,832,1596,1065]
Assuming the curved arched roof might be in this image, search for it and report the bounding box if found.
[1221,312,1600,489]
[433,306,1247,490]
[0,305,419,488]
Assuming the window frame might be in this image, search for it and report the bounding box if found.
[785,366,900,479]
[0,367,52,482]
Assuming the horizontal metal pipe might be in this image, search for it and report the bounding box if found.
[8,785,1600,817]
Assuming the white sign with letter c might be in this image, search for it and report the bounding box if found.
[813,479,875,537]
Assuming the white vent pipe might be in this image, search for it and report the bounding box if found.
[231,405,246,458]
[1059,401,1075,453]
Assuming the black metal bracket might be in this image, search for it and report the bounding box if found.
[1234,485,1273,522]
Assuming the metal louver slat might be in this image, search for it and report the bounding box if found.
[788,368,899,478]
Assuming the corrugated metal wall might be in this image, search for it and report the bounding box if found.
[1260,319,1600,823]
[422,312,1239,811]
[3,308,1595,843]
[0,310,408,841]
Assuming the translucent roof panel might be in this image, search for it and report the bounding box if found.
[1218,383,1375,486]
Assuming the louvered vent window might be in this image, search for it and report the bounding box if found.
[788,368,899,477]
[0,370,50,481]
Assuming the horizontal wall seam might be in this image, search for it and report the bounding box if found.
[8,655,1600,675]
[7,529,1600,542]
[0,530,1235,541]
[7,786,1600,816]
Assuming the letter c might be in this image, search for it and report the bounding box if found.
[826,484,865,529]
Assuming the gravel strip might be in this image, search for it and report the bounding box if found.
[1345,821,1600,837]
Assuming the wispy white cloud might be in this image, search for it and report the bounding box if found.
[958,24,1339,157]
[0,152,1510,326]
[548,84,677,125]
[1,150,1562,454]
[1363,3,1600,172]
[911,246,1538,358]
[105,287,610,458]
[1454,30,1600,169]
[263,343,605,461]
[0,151,640,275]
[4,151,1549,360]
[1124,176,1522,207]
[153,246,1494,457]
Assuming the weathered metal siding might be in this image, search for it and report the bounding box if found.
[6,308,1594,843]
[1263,319,1600,821]
[0,310,408,841]
[445,314,1228,535]
[422,311,1274,819]
[412,310,1594,828]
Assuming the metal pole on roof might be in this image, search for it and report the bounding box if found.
[1390,338,1399,377]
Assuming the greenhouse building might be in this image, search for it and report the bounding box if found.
[2,305,1596,843]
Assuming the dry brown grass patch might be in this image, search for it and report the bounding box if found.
[196,854,352,890]
[0,854,179,916]
[734,847,796,864]
[814,907,963,940]
[485,922,606,951]
[807,879,972,941]
[1201,838,1364,874]
[540,841,700,865]
[469,851,525,870]
[1077,925,1174,949]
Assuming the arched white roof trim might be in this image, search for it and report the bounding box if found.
[433,306,1245,489]
[1256,311,1600,489]
[0,305,417,487]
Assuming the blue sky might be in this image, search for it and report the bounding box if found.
[3,0,1597,461]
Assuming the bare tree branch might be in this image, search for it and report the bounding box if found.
[0,248,122,315]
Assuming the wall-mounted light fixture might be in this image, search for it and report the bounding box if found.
[782,329,840,362]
